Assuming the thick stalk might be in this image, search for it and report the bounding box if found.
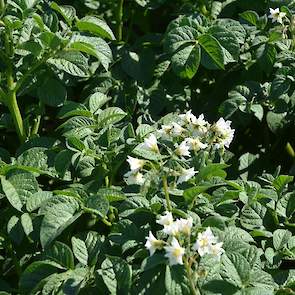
[162,175,172,212]
[116,0,124,41]
[184,257,199,295]
[31,115,41,136]
[7,72,26,143]
[0,0,5,15]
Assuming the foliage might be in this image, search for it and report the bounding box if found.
[0,0,295,294]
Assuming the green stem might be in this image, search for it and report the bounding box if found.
[184,257,199,295]
[0,87,7,103]
[162,175,172,212]
[116,0,124,41]
[0,0,5,14]
[8,242,21,278]
[31,115,41,136]
[7,71,26,143]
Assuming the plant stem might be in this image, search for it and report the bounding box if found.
[0,87,7,103]
[184,257,199,295]
[31,115,41,136]
[162,175,172,212]
[7,70,26,143]
[116,0,124,41]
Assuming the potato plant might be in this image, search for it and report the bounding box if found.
[0,0,295,294]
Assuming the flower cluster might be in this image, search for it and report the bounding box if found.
[145,212,224,266]
[269,8,286,24]
[124,111,235,186]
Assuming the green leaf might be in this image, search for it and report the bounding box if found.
[202,280,239,295]
[44,241,75,269]
[48,51,89,77]
[7,215,24,244]
[88,92,111,114]
[16,147,57,176]
[84,194,109,217]
[256,44,276,75]
[273,229,292,251]
[221,252,251,287]
[171,44,201,79]
[165,265,191,295]
[198,34,224,69]
[250,104,264,121]
[77,16,115,40]
[240,202,266,230]
[21,213,33,237]
[72,231,102,266]
[1,177,23,211]
[69,34,112,70]
[97,188,126,202]
[19,261,62,294]
[272,175,294,193]
[50,2,76,25]
[96,107,126,127]
[1,170,38,211]
[239,11,259,26]
[207,25,240,63]
[38,78,67,107]
[183,185,216,204]
[101,256,132,295]
[40,195,80,248]
[266,112,286,134]
[164,25,198,54]
[195,163,228,182]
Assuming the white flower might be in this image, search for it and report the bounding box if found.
[175,217,193,235]
[141,134,159,152]
[175,141,190,157]
[127,156,145,171]
[124,170,145,185]
[177,167,197,184]
[212,118,235,148]
[163,221,180,236]
[171,122,185,137]
[193,228,218,257]
[158,124,173,140]
[190,114,209,137]
[164,237,185,265]
[269,8,286,24]
[145,231,164,255]
[185,138,208,151]
[179,110,197,126]
[209,242,224,260]
[157,211,173,226]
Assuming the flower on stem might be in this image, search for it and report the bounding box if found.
[124,170,145,185]
[185,138,208,152]
[145,231,164,255]
[164,237,185,265]
[190,114,208,137]
[158,124,173,140]
[141,133,159,152]
[157,211,173,226]
[211,118,235,148]
[193,227,217,256]
[171,122,185,137]
[179,110,197,126]
[127,156,145,171]
[209,242,224,260]
[177,167,197,184]
[269,8,286,24]
[163,221,180,236]
[175,217,193,236]
[175,141,191,157]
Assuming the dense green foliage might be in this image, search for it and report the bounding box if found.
[0,0,295,294]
